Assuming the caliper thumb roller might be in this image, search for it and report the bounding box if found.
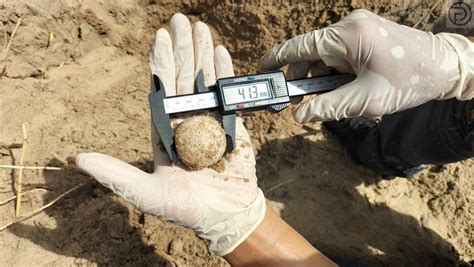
[149,71,355,164]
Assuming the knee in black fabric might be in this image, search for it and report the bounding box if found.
[378,99,474,166]
[345,127,412,177]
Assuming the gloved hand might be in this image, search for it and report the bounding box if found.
[76,13,265,256]
[259,9,474,123]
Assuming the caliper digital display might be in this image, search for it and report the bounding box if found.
[222,81,271,105]
[216,72,290,113]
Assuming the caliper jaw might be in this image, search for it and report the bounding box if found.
[149,72,237,164]
[148,74,179,164]
[221,114,236,152]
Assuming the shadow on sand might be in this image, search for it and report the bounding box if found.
[7,158,173,266]
[257,127,461,266]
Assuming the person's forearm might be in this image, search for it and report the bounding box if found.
[225,205,337,267]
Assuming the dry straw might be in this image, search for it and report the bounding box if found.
[0,124,82,231]
[1,16,22,61]
[0,165,62,170]
[0,183,85,231]
[15,123,28,217]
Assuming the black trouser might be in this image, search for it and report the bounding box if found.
[350,98,474,177]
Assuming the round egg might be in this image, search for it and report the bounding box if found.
[174,115,227,170]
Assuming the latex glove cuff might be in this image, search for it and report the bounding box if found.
[201,189,266,256]
[438,33,474,101]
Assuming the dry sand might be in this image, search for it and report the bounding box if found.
[0,0,473,266]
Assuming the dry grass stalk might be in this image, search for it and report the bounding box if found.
[0,183,85,231]
[0,65,6,79]
[2,23,7,50]
[265,179,296,194]
[413,0,442,28]
[0,188,49,205]
[0,165,62,171]
[50,152,68,165]
[46,32,54,48]
[15,123,28,217]
[1,17,22,61]
[57,61,65,69]
[0,142,22,149]
[50,152,87,175]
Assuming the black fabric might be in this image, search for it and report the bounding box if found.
[347,98,474,177]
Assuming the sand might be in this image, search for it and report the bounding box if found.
[0,0,473,266]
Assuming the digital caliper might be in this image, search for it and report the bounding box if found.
[149,71,355,164]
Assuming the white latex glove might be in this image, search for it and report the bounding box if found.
[76,13,265,256]
[259,9,474,123]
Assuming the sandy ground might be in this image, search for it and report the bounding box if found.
[0,0,473,266]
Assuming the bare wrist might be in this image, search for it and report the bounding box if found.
[225,204,336,266]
